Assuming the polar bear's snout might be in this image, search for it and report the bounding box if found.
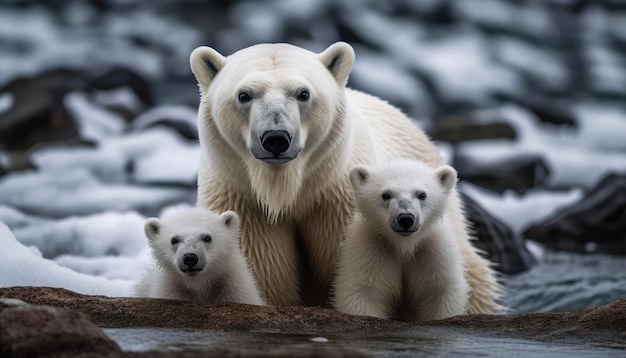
[396,213,415,230]
[179,253,204,275]
[392,212,421,235]
[261,130,291,157]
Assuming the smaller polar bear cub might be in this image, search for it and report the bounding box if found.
[134,207,264,305]
[334,159,469,321]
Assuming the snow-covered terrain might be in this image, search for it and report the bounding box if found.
[1,0,625,311]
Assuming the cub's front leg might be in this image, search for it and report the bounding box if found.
[333,227,401,319]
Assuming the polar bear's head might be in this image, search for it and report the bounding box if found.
[350,160,457,240]
[190,42,355,220]
[144,208,240,278]
[190,42,354,165]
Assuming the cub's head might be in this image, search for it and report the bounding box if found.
[189,42,355,166]
[144,208,240,278]
[349,160,457,240]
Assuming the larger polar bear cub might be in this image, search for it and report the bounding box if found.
[134,207,264,305]
[190,41,501,312]
[334,160,469,321]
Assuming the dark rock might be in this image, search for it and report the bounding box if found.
[428,117,516,144]
[89,67,154,108]
[523,173,626,254]
[461,192,536,274]
[0,150,36,177]
[0,69,84,151]
[0,297,121,357]
[455,154,550,194]
[130,105,198,140]
[518,99,577,127]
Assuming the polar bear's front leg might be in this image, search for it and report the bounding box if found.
[333,231,401,319]
[240,214,301,306]
[297,191,354,306]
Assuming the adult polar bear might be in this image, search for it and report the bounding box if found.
[190,42,500,312]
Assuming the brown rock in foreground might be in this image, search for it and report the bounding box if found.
[0,287,401,333]
[0,297,121,357]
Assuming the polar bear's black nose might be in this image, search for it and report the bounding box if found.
[261,130,291,157]
[183,253,198,268]
[396,213,415,230]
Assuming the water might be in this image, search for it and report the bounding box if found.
[104,327,625,357]
[502,251,626,313]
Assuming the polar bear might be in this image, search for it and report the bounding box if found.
[134,208,264,305]
[334,160,470,321]
[189,41,500,312]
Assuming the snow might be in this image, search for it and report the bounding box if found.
[457,105,626,189]
[1,0,625,305]
[460,182,584,234]
[0,221,134,297]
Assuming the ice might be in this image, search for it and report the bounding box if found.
[65,91,127,141]
[351,49,432,116]
[457,105,626,189]
[0,168,194,218]
[0,93,12,114]
[0,221,133,297]
[11,211,147,259]
[460,182,584,234]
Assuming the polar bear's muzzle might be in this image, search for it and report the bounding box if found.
[251,130,301,165]
[391,213,421,236]
[178,253,204,276]
[261,130,291,157]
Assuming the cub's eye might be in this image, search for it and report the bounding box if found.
[417,192,427,200]
[201,234,212,243]
[297,90,310,102]
[238,92,251,103]
[381,192,391,201]
[170,236,180,245]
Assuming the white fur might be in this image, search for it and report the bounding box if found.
[190,42,502,311]
[334,160,469,321]
[134,208,264,305]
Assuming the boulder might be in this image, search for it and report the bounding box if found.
[523,173,626,254]
[455,154,549,194]
[0,297,121,357]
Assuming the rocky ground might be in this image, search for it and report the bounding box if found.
[1,287,625,357]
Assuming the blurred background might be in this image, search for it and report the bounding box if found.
[1,0,625,313]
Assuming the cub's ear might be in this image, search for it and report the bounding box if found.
[435,165,458,191]
[220,210,241,231]
[349,165,371,190]
[318,42,355,86]
[190,46,226,90]
[144,218,161,241]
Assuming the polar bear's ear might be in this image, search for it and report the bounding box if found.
[318,42,355,86]
[220,211,240,231]
[350,165,371,189]
[144,218,161,241]
[190,46,226,90]
[435,165,458,191]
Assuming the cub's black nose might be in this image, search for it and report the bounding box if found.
[183,253,198,268]
[261,130,291,157]
[396,213,415,230]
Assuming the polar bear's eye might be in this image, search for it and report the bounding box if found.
[417,192,427,200]
[170,236,180,245]
[238,92,251,103]
[381,192,391,201]
[201,234,212,243]
[297,90,310,102]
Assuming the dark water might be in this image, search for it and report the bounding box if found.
[502,251,626,313]
[104,327,625,357]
